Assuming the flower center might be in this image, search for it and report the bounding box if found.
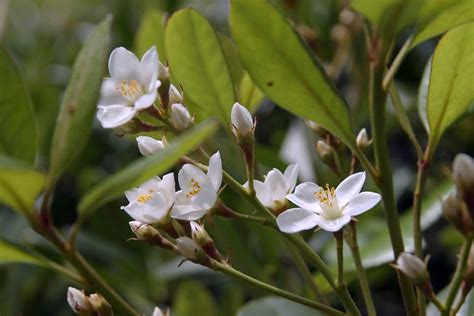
[186,178,202,198]
[137,193,153,203]
[314,184,341,220]
[118,80,143,102]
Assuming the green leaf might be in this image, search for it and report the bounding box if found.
[0,240,45,266]
[174,281,218,316]
[218,33,244,94]
[0,156,45,215]
[0,47,37,164]
[78,120,217,218]
[230,0,355,147]
[47,16,112,189]
[426,22,474,153]
[237,296,320,316]
[239,72,264,113]
[417,56,432,133]
[165,9,236,124]
[135,9,167,62]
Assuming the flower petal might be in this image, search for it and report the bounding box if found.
[122,202,149,223]
[108,47,141,82]
[315,214,351,232]
[140,176,161,192]
[139,46,158,88]
[96,105,136,128]
[335,172,366,207]
[253,180,272,207]
[171,204,209,221]
[343,192,381,216]
[178,164,208,192]
[207,151,222,192]
[98,78,128,107]
[191,184,217,210]
[266,169,287,202]
[141,192,170,223]
[283,164,298,193]
[156,173,176,208]
[124,188,140,202]
[277,208,320,233]
[286,182,321,210]
[134,91,157,110]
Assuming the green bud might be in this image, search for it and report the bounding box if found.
[89,293,113,316]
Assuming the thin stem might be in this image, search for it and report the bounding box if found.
[444,238,473,315]
[426,291,445,313]
[346,222,377,316]
[451,286,470,316]
[335,231,344,286]
[212,261,346,316]
[382,35,414,90]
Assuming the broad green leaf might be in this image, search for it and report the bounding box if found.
[237,296,320,316]
[165,9,236,124]
[135,9,167,62]
[417,56,432,133]
[230,0,355,147]
[47,16,111,189]
[0,47,37,164]
[174,281,217,316]
[427,23,474,153]
[239,72,264,113]
[78,120,217,218]
[0,240,45,266]
[218,33,244,94]
[0,156,45,215]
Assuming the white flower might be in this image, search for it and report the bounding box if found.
[171,152,222,220]
[176,236,200,260]
[121,174,175,224]
[97,46,161,128]
[67,287,92,314]
[248,164,298,210]
[137,136,166,156]
[231,102,254,137]
[169,84,183,104]
[277,172,381,233]
[152,307,169,316]
[170,103,192,130]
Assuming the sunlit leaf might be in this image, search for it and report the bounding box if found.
[230,0,355,147]
[239,72,264,113]
[218,33,244,94]
[47,16,112,189]
[135,9,167,62]
[417,56,432,133]
[0,47,37,164]
[174,281,218,316]
[78,120,218,218]
[165,9,236,124]
[0,240,45,266]
[237,296,321,316]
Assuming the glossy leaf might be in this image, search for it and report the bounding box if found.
[78,120,218,218]
[237,296,320,316]
[427,23,474,153]
[165,9,236,124]
[0,47,37,164]
[47,16,112,189]
[0,156,45,215]
[417,56,432,133]
[0,240,45,266]
[230,0,355,147]
[135,9,167,62]
[218,33,244,94]
[239,72,264,113]
[174,281,218,316]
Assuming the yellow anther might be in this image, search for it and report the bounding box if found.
[137,193,153,203]
[186,178,202,198]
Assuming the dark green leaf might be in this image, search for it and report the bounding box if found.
[174,281,218,316]
[0,240,45,266]
[135,9,167,62]
[78,120,218,218]
[237,296,320,316]
[230,0,355,147]
[47,16,112,189]
[165,9,236,124]
[0,47,37,164]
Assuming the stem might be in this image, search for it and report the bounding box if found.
[346,222,377,316]
[382,35,414,90]
[444,238,473,315]
[335,231,344,286]
[212,261,346,316]
[426,291,445,313]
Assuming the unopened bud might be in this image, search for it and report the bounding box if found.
[158,62,169,82]
[67,287,92,314]
[463,245,474,289]
[356,128,372,149]
[316,140,335,164]
[190,221,212,246]
[153,307,170,316]
[136,136,166,156]
[453,153,474,214]
[129,221,175,249]
[175,236,204,261]
[231,102,254,139]
[442,193,474,236]
[169,84,183,105]
[89,293,113,316]
[170,103,192,131]
[394,253,432,294]
[306,121,328,137]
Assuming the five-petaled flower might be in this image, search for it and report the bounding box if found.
[277,172,381,233]
[171,152,222,220]
[97,46,161,128]
[122,174,175,224]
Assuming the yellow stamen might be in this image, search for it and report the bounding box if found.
[137,193,153,203]
[185,178,202,198]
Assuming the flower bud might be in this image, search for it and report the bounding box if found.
[306,121,328,137]
[442,193,474,236]
[316,140,335,164]
[394,253,432,294]
[89,293,113,316]
[231,103,254,138]
[158,61,169,82]
[170,103,192,131]
[175,236,204,261]
[169,84,183,105]
[153,307,170,316]
[67,287,92,314]
[453,153,474,214]
[190,221,212,246]
[356,128,372,149]
[136,136,166,156]
[129,221,175,250]
[463,245,474,289]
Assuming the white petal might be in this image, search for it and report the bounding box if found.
[139,46,158,88]
[286,182,321,210]
[266,169,287,202]
[152,307,165,316]
[141,192,170,222]
[136,136,165,156]
[98,78,128,107]
[108,47,141,82]
[231,102,253,136]
[140,176,161,192]
[335,172,366,207]
[207,151,222,192]
[283,164,298,193]
[171,204,209,221]
[276,208,320,233]
[175,236,199,259]
[156,173,176,208]
[169,84,183,104]
[124,188,140,202]
[178,164,208,192]
[253,180,272,207]
[96,105,136,128]
[67,287,90,313]
[315,215,351,232]
[134,91,157,110]
[343,192,381,216]
[170,103,192,130]
[191,184,217,210]
[122,202,150,223]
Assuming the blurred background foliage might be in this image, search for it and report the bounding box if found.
[0,0,473,315]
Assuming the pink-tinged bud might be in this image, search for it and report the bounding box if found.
[453,153,474,214]
[169,84,183,105]
[175,237,202,261]
[394,253,433,295]
[67,287,92,314]
[136,136,166,156]
[356,128,372,149]
[170,103,192,131]
[89,293,113,316]
[231,102,254,138]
